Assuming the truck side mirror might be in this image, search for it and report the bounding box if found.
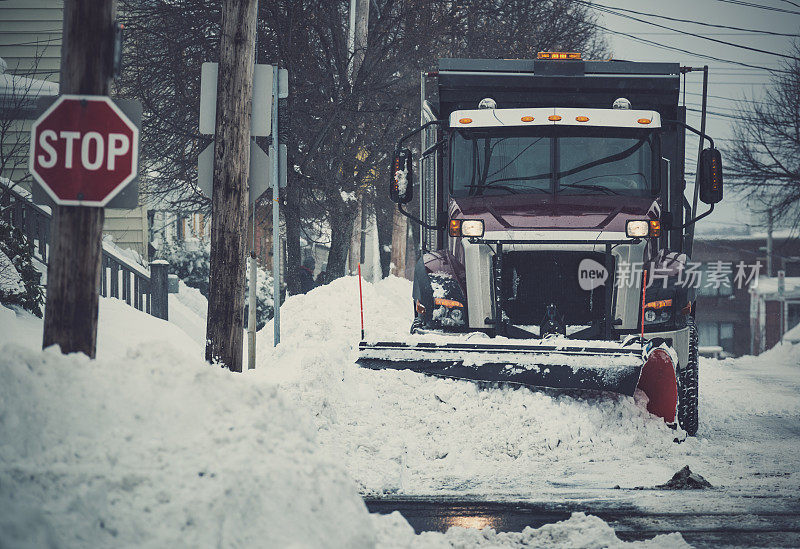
[699,148,723,204]
[389,148,413,204]
[661,211,673,230]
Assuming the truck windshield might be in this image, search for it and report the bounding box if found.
[451,128,655,197]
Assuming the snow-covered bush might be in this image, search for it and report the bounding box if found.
[159,239,274,329]
[0,221,43,317]
[245,258,274,330]
[159,238,211,296]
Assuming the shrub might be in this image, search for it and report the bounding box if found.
[0,221,44,316]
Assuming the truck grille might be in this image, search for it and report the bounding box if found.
[499,251,610,328]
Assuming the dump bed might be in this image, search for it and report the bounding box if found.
[436,58,681,120]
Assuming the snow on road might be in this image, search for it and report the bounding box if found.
[259,277,800,508]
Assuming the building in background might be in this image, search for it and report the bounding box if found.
[693,232,800,357]
[0,0,150,260]
[750,275,800,355]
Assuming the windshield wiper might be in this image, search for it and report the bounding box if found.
[464,183,520,195]
[559,183,620,195]
[465,180,550,195]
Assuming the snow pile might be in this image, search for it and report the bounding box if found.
[0,302,375,548]
[257,276,690,496]
[373,511,688,548]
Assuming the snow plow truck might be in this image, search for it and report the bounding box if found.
[358,54,724,436]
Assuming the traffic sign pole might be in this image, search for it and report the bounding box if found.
[272,65,281,346]
[42,0,118,358]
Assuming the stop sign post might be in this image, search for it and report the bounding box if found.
[30,95,139,206]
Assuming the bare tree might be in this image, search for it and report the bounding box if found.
[726,42,800,229]
[117,0,608,291]
[0,50,58,198]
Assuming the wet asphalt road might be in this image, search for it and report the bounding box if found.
[365,497,800,548]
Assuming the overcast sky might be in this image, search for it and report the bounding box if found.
[592,0,798,233]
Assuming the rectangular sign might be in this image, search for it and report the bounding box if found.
[200,63,275,136]
[197,141,286,203]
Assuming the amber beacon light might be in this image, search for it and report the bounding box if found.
[537,52,582,60]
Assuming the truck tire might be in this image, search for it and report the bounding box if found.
[677,316,699,436]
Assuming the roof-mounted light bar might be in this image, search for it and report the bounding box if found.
[537,52,582,60]
[450,108,661,129]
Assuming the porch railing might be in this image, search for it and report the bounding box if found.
[0,183,168,320]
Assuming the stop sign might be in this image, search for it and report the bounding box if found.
[29,95,139,207]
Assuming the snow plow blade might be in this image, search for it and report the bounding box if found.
[357,340,645,395]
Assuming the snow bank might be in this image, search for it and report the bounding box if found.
[373,511,688,548]
[0,302,375,548]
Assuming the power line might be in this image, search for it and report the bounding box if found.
[623,32,792,36]
[691,81,777,85]
[714,0,800,16]
[683,91,771,105]
[573,0,800,37]
[583,2,800,61]
[686,106,750,120]
[602,27,790,73]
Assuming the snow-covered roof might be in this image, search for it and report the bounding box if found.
[784,321,800,344]
[0,57,58,100]
[751,276,800,297]
[698,229,798,242]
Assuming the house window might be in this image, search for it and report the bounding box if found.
[787,302,800,333]
[698,321,735,353]
[696,262,733,297]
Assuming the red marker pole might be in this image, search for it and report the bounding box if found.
[640,269,648,340]
[357,263,365,340]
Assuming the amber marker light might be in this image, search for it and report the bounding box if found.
[459,118,473,124]
[649,220,662,237]
[449,219,462,237]
[434,298,464,308]
[521,116,535,122]
[548,115,562,121]
[575,116,589,122]
[637,118,652,125]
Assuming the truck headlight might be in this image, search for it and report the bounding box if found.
[643,298,673,324]
[626,220,649,238]
[461,219,484,237]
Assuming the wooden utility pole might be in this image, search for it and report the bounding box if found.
[42,0,115,357]
[205,0,258,372]
[348,0,370,274]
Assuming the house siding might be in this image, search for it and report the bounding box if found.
[1,0,150,261]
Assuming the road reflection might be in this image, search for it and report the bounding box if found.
[440,514,500,530]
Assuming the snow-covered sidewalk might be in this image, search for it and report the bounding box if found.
[257,277,800,510]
